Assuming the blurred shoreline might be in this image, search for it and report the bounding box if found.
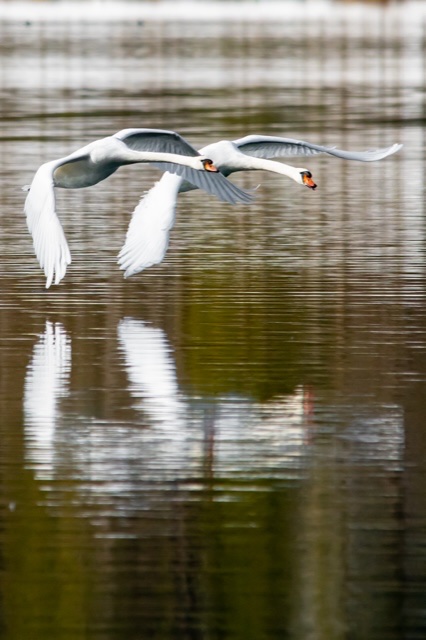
[0,0,425,23]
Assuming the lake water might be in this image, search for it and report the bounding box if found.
[0,3,426,639]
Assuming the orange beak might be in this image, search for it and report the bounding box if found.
[302,173,317,190]
[202,159,219,173]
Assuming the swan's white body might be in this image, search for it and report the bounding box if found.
[24,128,253,288]
[118,135,403,277]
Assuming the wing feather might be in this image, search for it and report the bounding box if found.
[24,161,71,288]
[114,128,200,157]
[233,135,402,162]
[115,129,253,203]
[118,173,182,277]
[150,162,253,204]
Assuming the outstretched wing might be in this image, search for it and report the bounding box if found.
[115,128,201,157]
[233,135,403,162]
[115,128,253,204]
[149,162,253,204]
[24,160,71,288]
[118,172,183,278]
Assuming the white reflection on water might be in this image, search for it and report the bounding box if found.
[118,317,312,478]
[23,319,404,499]
[342,407,404,471]
[117,318,184,423]
[22,318,312,488]
[23,321,71,477]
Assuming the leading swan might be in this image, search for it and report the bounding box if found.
[24,128,253,288]
[118,134,402,278]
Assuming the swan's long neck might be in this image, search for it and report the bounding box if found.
[238,155,302,182]
[90,139,205,170]
[115,147,204,170]
[118,149,203,169]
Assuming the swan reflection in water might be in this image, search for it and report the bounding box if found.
[23,319,403,496]
[117,317,314,477]
[117,319,186,425]
[23,321,71,479]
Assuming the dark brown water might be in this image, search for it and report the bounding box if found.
[0,6,426,640]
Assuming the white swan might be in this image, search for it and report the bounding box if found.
[118,135,402,278]
[24,128,253,288]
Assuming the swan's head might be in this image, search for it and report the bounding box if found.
[298,169,317,190]
[201,158,219,173]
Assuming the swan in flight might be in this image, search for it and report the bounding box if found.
[118,135,402,278]
[24,128,253,288]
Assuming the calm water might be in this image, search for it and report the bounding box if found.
[0,5,426,640]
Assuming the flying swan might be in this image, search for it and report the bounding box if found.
[24,128,253,288]
[118,135,402,278]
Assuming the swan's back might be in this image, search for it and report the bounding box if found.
[199,140,249,175]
